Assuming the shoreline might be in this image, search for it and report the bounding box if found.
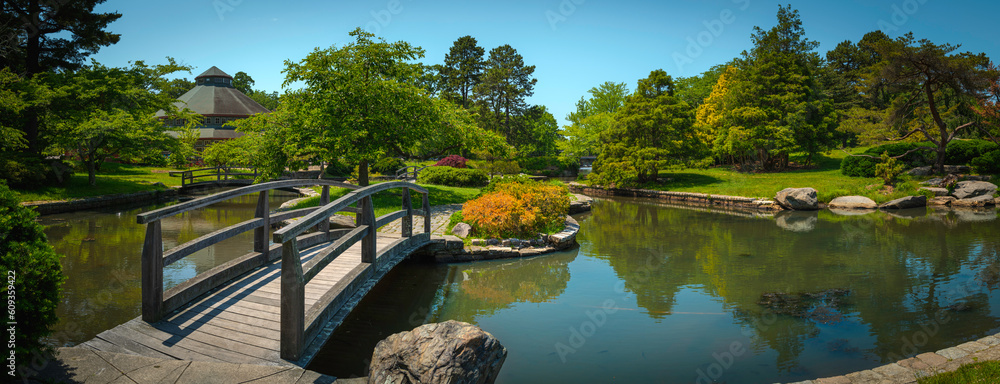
[20,188,180,215]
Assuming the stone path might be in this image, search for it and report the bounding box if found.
[28,347,334,384]
[377,204,462,237]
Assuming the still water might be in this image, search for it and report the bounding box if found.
[309,197,1000,383]
[39,190,299,348]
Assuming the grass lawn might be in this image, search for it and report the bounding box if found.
[13,162,195,202]
[917,361,1000,383]
[289,183,481,218]
[588,149,936,204]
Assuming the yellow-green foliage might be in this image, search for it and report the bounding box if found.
[463,181,569,238]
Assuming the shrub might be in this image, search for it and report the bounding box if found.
[324,158,353,177]
[0,181,65,366]
[971,149,1000,175]
[946,139,999,165]
[517,156,578,176]
[0,155,48,188]
[372,157,405,175]
[875,151,905,186]
[463,179,569,238]
[841,142,933,177]
[418,166,488,187]
[472,160,521,177]
[434,155,468,168]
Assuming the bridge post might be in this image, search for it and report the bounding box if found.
[254,190,269,255]
[422,192,431,234]
[360,195,376,263]
[318,186,330,234]
[141,221,163,322]
[280,238,305,361]
[401,188,412,238]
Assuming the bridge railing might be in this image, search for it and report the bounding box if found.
[169,166,259,187]
[136,179,358,324]
[395,165,426,180]
[271,181,430,360]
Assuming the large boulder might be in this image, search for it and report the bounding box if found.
[952,181,998,200]
[774,188,819,211]
[952,195,997,208]
[452,223,473,238]
[369,321,507,384]
[918,187,949,197]
[827,196,877,210]
[879,195,927,210]
[907,166,933,176]
[928,196,956,206]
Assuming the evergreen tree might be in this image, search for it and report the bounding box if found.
[440,36,485,108]
[475,44,537,146]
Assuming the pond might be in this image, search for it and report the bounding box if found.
[39,190,300,348]
[308,197,1000,383]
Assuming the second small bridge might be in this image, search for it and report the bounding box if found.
[80,179,439,367]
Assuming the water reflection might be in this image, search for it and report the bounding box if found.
[40,190,297,347]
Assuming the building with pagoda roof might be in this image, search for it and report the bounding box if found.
[156,66,270,149]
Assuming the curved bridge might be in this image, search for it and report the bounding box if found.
[80,180,436,367]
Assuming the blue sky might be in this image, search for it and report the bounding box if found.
[91,0,1000,127]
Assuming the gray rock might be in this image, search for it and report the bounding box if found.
[774,188,819,211]
[908,166,933,176]
[879,195,927,210]
[775,211,818,233]
[945,165,972,174]
[471,239,486,246]
[929,196,956,206]
[952,181,998,199]
[952,194,997,208]
[501,239,512,247]
[918,187,950,197]
[487,239,500,246]
[827,196,877,210]
[964,175,993,182]
[452,223,473,238]
[369,321,507,384]
[329,214,357,229]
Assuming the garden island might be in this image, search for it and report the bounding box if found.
[2,1,1000,383]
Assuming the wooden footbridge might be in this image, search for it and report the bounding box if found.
[79,180,436,367]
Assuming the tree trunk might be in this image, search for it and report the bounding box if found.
[87,161,97,186]
[358,160,369,187]
[934,144,947,175]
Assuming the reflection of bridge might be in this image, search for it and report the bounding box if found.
[80,180,437,366]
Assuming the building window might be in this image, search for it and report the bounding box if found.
[214,117,221,124]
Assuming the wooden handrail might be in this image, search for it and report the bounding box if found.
[277,181,431,360]
[138,179,356,224]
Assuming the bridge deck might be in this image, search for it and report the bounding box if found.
[79,234,405,367]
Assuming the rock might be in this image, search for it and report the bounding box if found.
[952,181,998,199]
[775,211,818,233]
[501,239,512,247]
[879,195,927,210]
[774,188,819,211]
[921,178,944,186]
[329,214,357,229]
[487,239,500,246]
[964,175,993,182]
[829,208,874,216]
[918,187,949,197]
[471,239,486,246]
[953,209,998,223]
[952,195,996,208]
[369,320,507,384]
[827,196,877,210]
[928,196,956,206]
[945,165,972,174]
[908,166,933,176]
[452,223,473,238]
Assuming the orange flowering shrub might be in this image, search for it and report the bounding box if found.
[463,180,570,238]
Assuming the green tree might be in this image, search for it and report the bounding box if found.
[232,71,254,95]
[162,77,194,99]
[559,81,629,161]
[592,70,705,187]
[516,105,561,157]
[283,28,440,186]
[715,5,837,170]
[871,33,994,173]
[46,59,195,185]
[976,62,1000,144]
[475,44,537,146]
[440,36,485,108]
[674,64,730,108]
[1,0,122,153]
[403,98,510,160]
[0,180,65,375]
[247,90,279,111]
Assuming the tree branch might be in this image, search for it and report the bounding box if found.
[841,146,933,160]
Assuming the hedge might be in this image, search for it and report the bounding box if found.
[417,166,488,187]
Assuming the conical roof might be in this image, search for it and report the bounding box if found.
[195,66,233,80]
[156,66,269,117]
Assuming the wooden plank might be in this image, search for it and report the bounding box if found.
[302,226,369,283]
[168,308,281,335]
[79,338,132,355]
[162,251,271,316]
[280,239,305,360]
[97,325,210,361]
[254,191,269,253]
[375,210,406,229]
[141,221,164,322]
[163,218,264,266]
[304,263,373,347]
[122,320,277,364]
[161,319,280,350]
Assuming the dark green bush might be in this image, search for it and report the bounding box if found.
[0,181,65,366]
[324,158,353,177]
[0,154,71,188]
[841,142,933,177]
[418,166,488,187]
[371,157,405,175]
[946,140,999,166]
[518,156,578,176]
[971,149,1000,175]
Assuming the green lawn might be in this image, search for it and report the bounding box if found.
[289,183,480,218]
[588,149,934,204]
[918,361,1000,384]
[13,162,192,202]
